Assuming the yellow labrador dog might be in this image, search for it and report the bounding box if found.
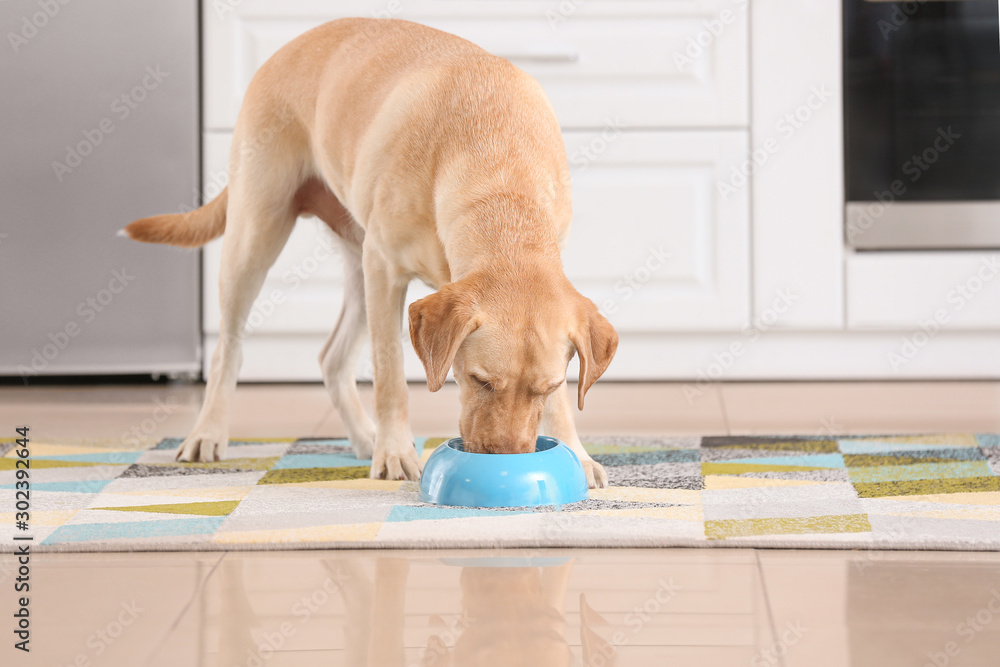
[124,18,617,486]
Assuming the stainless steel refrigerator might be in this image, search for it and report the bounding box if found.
[0,0,201,378]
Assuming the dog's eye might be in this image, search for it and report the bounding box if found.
[544,379,564,394]
[532,379,564,396]
[471,375,493,392]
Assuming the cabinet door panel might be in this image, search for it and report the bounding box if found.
[562,130,750,332]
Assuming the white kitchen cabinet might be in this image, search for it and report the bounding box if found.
[203,0,748,131]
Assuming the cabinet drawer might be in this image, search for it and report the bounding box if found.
[847,252,1000,330]
[204,0,748,130]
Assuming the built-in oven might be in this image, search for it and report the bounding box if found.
[844,0,1000,249]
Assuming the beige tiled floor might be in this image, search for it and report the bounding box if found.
[720,382,1000,436]
[2,381,1000,666]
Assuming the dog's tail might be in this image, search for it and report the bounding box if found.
[120,187,228,248]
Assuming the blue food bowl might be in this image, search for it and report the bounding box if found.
[418,436,589,508]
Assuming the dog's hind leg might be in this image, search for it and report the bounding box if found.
[319,244,377,460]
[176,176,298,462]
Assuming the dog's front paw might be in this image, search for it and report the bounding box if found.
[581,457,608,489]
[370,436,422,481]
[349,423,376,460]
[176,428,229,463]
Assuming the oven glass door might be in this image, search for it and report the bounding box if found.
[845,0,1000,248]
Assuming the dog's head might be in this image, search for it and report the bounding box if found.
[408,269,617,454]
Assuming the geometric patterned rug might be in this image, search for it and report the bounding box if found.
[3,433,999,551]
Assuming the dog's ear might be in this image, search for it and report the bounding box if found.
[570,299,618,410]
[408,283,478,392]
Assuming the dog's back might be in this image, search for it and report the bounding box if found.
[125,18,570,251]
[289,19,572,238]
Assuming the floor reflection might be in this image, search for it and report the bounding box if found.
[847,559,1000,667]
[136,548,771,665]
[23,548,1000,666]
[215,554,620,667]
